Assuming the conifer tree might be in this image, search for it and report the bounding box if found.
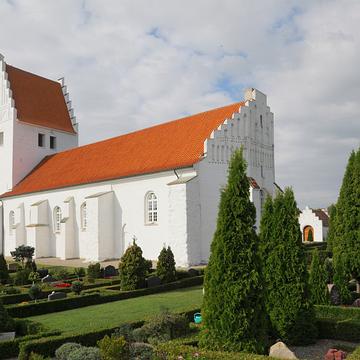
[0,254,9,285]
[259,188,317,345]
[200,148,267,354]
[157,246,176,283]
[326,204,337,252]
[309,248,329,305]
[333,254,351,304]
[333,149,360,292]
[119,239,147,290]
[307,228,314,242]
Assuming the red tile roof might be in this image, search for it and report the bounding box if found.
[2,102,243,198]
[6,65,76,134]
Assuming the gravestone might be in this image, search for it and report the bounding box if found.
[352,298,360,307]
[325,349,347,360]
[328,284,341,306]
[104,265,117,277]
[188,268,199,277]
[37,269,49,278]
[8,263,18,272]
[146,276,161,288]
[42,274,55,283]
[48,291,67,301]
[269,342,298,359]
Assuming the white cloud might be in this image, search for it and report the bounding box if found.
[0,0,359,208]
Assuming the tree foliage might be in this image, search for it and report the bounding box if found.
[28,284,42,302]
[0,300,15,332]
[10,245,35,268]
[309,248,329,305]
[326,204,337,252]
[119,239,148,290]
[333,148,360,291]
[200,148,267,354]
[0,254,9,284]
[156,246,176,283]
[259,188,317,345]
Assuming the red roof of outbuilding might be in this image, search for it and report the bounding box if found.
[2,102,243,198]
[6,65,76,134]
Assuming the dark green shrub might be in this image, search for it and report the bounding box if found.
[200,148,267,354]
[119,240,147,290]
[0,300,15,332]
[144,259,153,274]
[10,245,35,268]
[259,188,317,345]
[130,342,153,359]
[334,255,352,304]
[55,342,82,360]
[156,246,176,283]
[74,268,86,279]
[0,254,9,284]
[54,268,69,280]
[309,248,330,305]
[87,263,101,280]
[28,272,41,285]
[325,258,334,283]
[97,335,129,359]
[15,268,31,285]
[112,323,135,342]
[29,352,50,360]
[67,346,100,360]
[1,286,21,295]
[28,284,42,302]
[71,281,83,295]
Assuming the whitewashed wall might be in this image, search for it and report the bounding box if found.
[299,206,327,242]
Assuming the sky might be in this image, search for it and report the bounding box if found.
[1,0,359,208]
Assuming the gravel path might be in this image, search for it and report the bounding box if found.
[290,339,359,360]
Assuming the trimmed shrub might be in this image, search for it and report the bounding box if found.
[87,263,101,281]
[0,300,15,332]
[156,246,176,283]
[29,353,50,360]
[334,255,352,304]
[74,267,86,279]
[309,248,330,305]
[259,188,317,345]
[1,286,20,295]
[28,284,42,302]
[28,272,41,284]
[15,268,32,285]
[317,317,360,342]
[97,335,129,359]
[67,346,100,360]
[0,254,9,284]
[55,342,82,360]
[71,281,83,295]
[130,342,153,359]
[53,269,70,281]
[119,240,147,290]
[348,346,360,360]
[200,148,267,354]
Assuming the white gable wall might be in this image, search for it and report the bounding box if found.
[299,206,327,242]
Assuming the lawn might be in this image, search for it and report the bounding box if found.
[27,286,203,334]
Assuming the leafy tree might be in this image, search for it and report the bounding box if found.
[28,284,42,303]
[0,254,9,285]
[157,246,176,283]
[309,248,329,305]
[0,300,15,332]
[259,188,317,345]
[333,149,360,292]
[28,271,40,285]
[71,281,83,295]
[119,239,148,290]
[199,148,267,354]
[10,245,35,268]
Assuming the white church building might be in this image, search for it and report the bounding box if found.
[0,54,276,266]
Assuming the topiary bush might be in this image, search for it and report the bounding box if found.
[200,148,267,354]
[119,240,148,290]
[28,284,42,303]
[67,346,100,360]
[74,268,86,279]
[55,342,83,360]
[156,246,176,283]
[130,342,153,359]
[0,254,9,285]
[87,263,101,282]
[0,300,15,332]
[15,268,31,285]
[29,352,50,360]
[97,334,129,359]
[71,281,83,295]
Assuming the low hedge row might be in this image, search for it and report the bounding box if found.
[1,278,121,305]
[0,330,61,360]
[348,347,360,360]
[317,318,360,342]
[154,344,272,360]
[17,307,201,359]
[7,276,203,318]
[315,304,360,321]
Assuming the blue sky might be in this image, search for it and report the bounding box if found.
[0,0,359,208]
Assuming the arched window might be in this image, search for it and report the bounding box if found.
[146,192,158,224]
[80,202,87,231]
[53,206,62,233]
[9,211,15,235]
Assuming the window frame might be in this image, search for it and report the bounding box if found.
[145,192,158,225]
[50,136,57,150]
[53,206,62,233]
[38,133,45,147]
[9,211,15,235]
[80,202,87,231]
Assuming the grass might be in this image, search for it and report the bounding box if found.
[27,286,203,334]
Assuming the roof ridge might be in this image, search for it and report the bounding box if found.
[6,64,61,85]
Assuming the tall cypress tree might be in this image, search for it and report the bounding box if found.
[333,149,360,292]
[326,204,337,252]
[0,254,9,285]
[309,248,329,305]
[259,188,317,345]
[200,148,267,354]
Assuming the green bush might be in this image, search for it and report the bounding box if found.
[67,346,100,360]
[29,352,50,360]
[15,268,32,285]
[87,263,101,280]
[14,319,45,336]
[97,334,129,359]
[119,240,148,290]
[317,317,360,342]
[1,286,21,295]
[0,254,9,284]
[74,268,86,279]
[315,304,360,321]
[10,245,35,268]
[200,148,267,354]
[53,269,70,281]
[309,248,329,305]
[112,323,135,342]
[28,272,41,284]
[55,342,82,360]
[71,281,83,295]
[156,246,176,283]
[130,342,153,359]
[0,300,15,332]
[348,346,360,360]
[28,284,42,302]
[334,255,352,304]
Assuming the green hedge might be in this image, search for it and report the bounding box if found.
[0,330,61,360]
[348,347,360,360]
[315,304,360,321]
[317,318,360,342]
[7,276,203,318]
[154,344,274,359]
